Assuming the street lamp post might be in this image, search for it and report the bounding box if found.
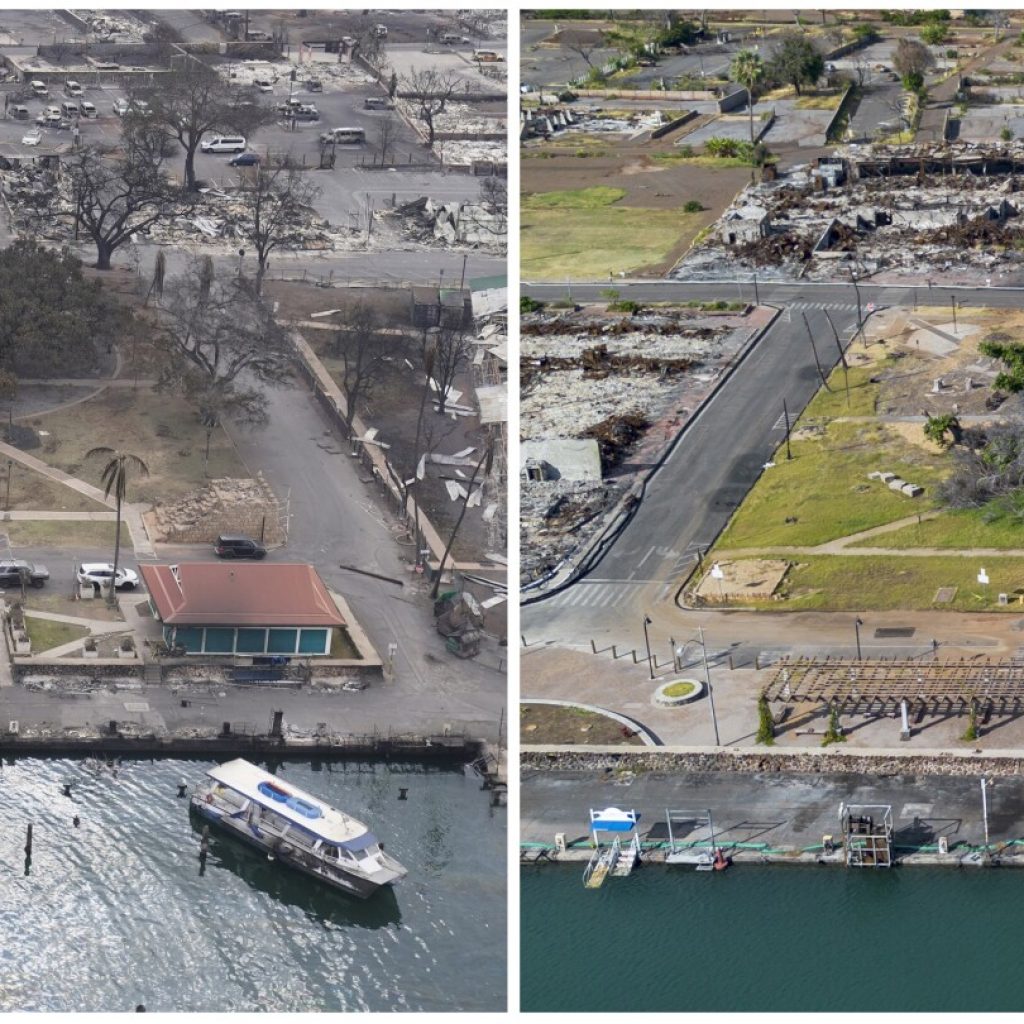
[951,295,959,334]
[752,272,760,306]
[854,617,863,661]
[642,614,654,680]
[698,625,721,747]
[850,271,863,337]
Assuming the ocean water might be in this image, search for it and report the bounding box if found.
[0,757,505,1012]
[522,863,1024,1012]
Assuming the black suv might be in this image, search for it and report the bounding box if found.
[0,559,49,587]
[213,534,267,559]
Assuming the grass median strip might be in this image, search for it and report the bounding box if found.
[725,555,1024,612]
[5,520,118,548]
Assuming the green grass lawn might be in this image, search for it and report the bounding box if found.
[521,187,704,279]
[23,616,89,653]
[849,507,1024,551]
[726,555,1024,612]
[800,364,880,419]
[716,421,945,549]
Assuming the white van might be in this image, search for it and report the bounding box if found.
[65,80,83,97]
[254,78,274,92]
[320,126,365,144]
[80,100,97,118]
[200,135,247,153]
[30,80,48,97]
[60,101,79,118]
[474,50,502,63]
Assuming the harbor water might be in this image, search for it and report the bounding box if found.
[0,757,505,1012]
[522,864,1024,1012]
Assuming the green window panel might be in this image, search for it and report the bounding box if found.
[204,627,235,654]
[298,628,329,655]
[268,628,298,654]
[174,627,203,653]
[236,628,268,654]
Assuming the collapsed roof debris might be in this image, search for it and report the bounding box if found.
[675,142,1024,283]
[383,196,506,252]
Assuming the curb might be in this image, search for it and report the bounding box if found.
[523,306,782,606]
[521,698,662,746]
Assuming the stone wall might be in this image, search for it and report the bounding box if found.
[146,474,285,545]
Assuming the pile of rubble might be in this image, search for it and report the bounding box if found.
[79,11,151,42]
[520,480,623,584]
[679,143,1024,282]
[217,58,375,90]
[435,102,506,136]
[147,475,284,545]
[384,196,506,252]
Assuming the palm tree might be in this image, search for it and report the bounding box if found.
[85,448,150,606]
[730,49,765,146]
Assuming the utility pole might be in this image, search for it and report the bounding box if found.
[854,617,863,661]
[783,398,792,460]
[951,295,958,334]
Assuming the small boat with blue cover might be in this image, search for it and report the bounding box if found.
[191,758,407,899]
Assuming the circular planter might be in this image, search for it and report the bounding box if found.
[653,678,704,707]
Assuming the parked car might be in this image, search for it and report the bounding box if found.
[228,151,261,166]
[29,79,48,97]
[80,100,97,118]
[77,563,140,591]
[293,103,320,121]
[0,559,49,588]
[65,79,84,96]
[10,105,30,121]
[364,96,394,110]
[254,78,274,92]
[213,534,267,559]
[305,78,323,92]
[112,98,129,116]
[20,127,42,146]
[200,135,247,153]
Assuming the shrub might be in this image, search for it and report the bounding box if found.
[756,693,775,745]
[683,199,704,213]
[607,300,642,314]
[678,143,695,158]
[520,296,543,314]
[120,637,135,652]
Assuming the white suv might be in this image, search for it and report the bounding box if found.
[201,135,246,153]
[77,563,140,591]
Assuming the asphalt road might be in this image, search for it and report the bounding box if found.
[520,279,1024,640]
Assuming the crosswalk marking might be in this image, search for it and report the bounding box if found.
[790,301,858,312]
[545,581,648,609]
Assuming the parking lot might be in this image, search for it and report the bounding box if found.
[0,70,429,178]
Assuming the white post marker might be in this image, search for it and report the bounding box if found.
[978,568,990,585]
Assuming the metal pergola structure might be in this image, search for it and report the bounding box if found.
[763,657,1024,718]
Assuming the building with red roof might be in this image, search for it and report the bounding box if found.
[139,562,345,658]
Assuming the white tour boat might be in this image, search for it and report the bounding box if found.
[191,758,407,899]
